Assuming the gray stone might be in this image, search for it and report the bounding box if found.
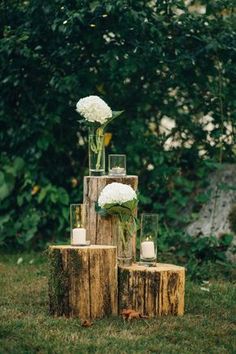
[186,164,236,260]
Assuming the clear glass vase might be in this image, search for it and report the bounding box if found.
[117,219,133,266]
[88,134,105,176]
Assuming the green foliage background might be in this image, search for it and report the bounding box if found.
[0,0,235,261]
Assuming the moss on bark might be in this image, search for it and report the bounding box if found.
[48,248,70,316]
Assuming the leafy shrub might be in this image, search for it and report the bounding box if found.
[157,229,235,280]
[0,0,235,251]
[0,154,74,248]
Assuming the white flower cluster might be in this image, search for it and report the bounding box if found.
[76,95,112,124]
[98,182,137,207]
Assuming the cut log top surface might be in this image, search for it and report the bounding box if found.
[84,175,138,179]
[119,263,185,272]
[49,245,117,250]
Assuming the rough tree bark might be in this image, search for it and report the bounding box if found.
[48,245,117,319]
[118,263,185,316]
[83,176,138,257]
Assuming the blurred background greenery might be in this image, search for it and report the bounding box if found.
[0,0,235,277]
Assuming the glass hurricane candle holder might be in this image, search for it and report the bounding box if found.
[139,213,158,266]
[108,154,126,176]
[70,204,87,245]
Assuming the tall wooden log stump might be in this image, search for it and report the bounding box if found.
[48,245,117,319]
[83,176,138,257]
[118,263,185,316]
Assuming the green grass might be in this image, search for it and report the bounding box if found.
[0,252,236,354]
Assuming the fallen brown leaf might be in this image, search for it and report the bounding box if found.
[121,309,149,321]
[121,309,133,319]
[127,310,141,321]
[81,320,93,327]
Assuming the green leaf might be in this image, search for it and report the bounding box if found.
[17,194,24,206]
[37,137,50,150]
[139,194,152,205]
[0,214,10,229]
[95,202,109,217]
[111,110,124,119]
[195,193,210,203]
[50,193,58,203]
[38,188,47,203]
[89,1,100,12]
[59,189,69,205]
[0,172,4,184]
[102,110,124,130]
[13,157,25,174]
[104,204,133,216]
[0,183,12,201]
[62,207,69,220]
[220,234,233,246]
[122,199,138,211]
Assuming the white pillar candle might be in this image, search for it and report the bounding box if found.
[141,241,155,259]
[110,167,126,175]
[71,228,86,245]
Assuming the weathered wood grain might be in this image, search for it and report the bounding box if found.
[48,245,117,319]
[83,176,138,258]
[118,263,185,316]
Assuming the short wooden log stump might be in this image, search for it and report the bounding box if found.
[118,263,185,316]
[48,245,117,319]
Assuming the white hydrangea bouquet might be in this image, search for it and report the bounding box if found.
[76,95,123,174]
[97,182,139,258]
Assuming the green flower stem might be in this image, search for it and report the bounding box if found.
[119,216,136,253]
[120,223,128,251]
[89,128,104,171]
[95,133,104,171]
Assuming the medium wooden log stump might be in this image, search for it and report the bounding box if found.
[48,245,117,319]
[118,263,185,316]
[83,176,138,256]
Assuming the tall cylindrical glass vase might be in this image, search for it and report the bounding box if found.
[117,219,133,266]
[88,134,105,176]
